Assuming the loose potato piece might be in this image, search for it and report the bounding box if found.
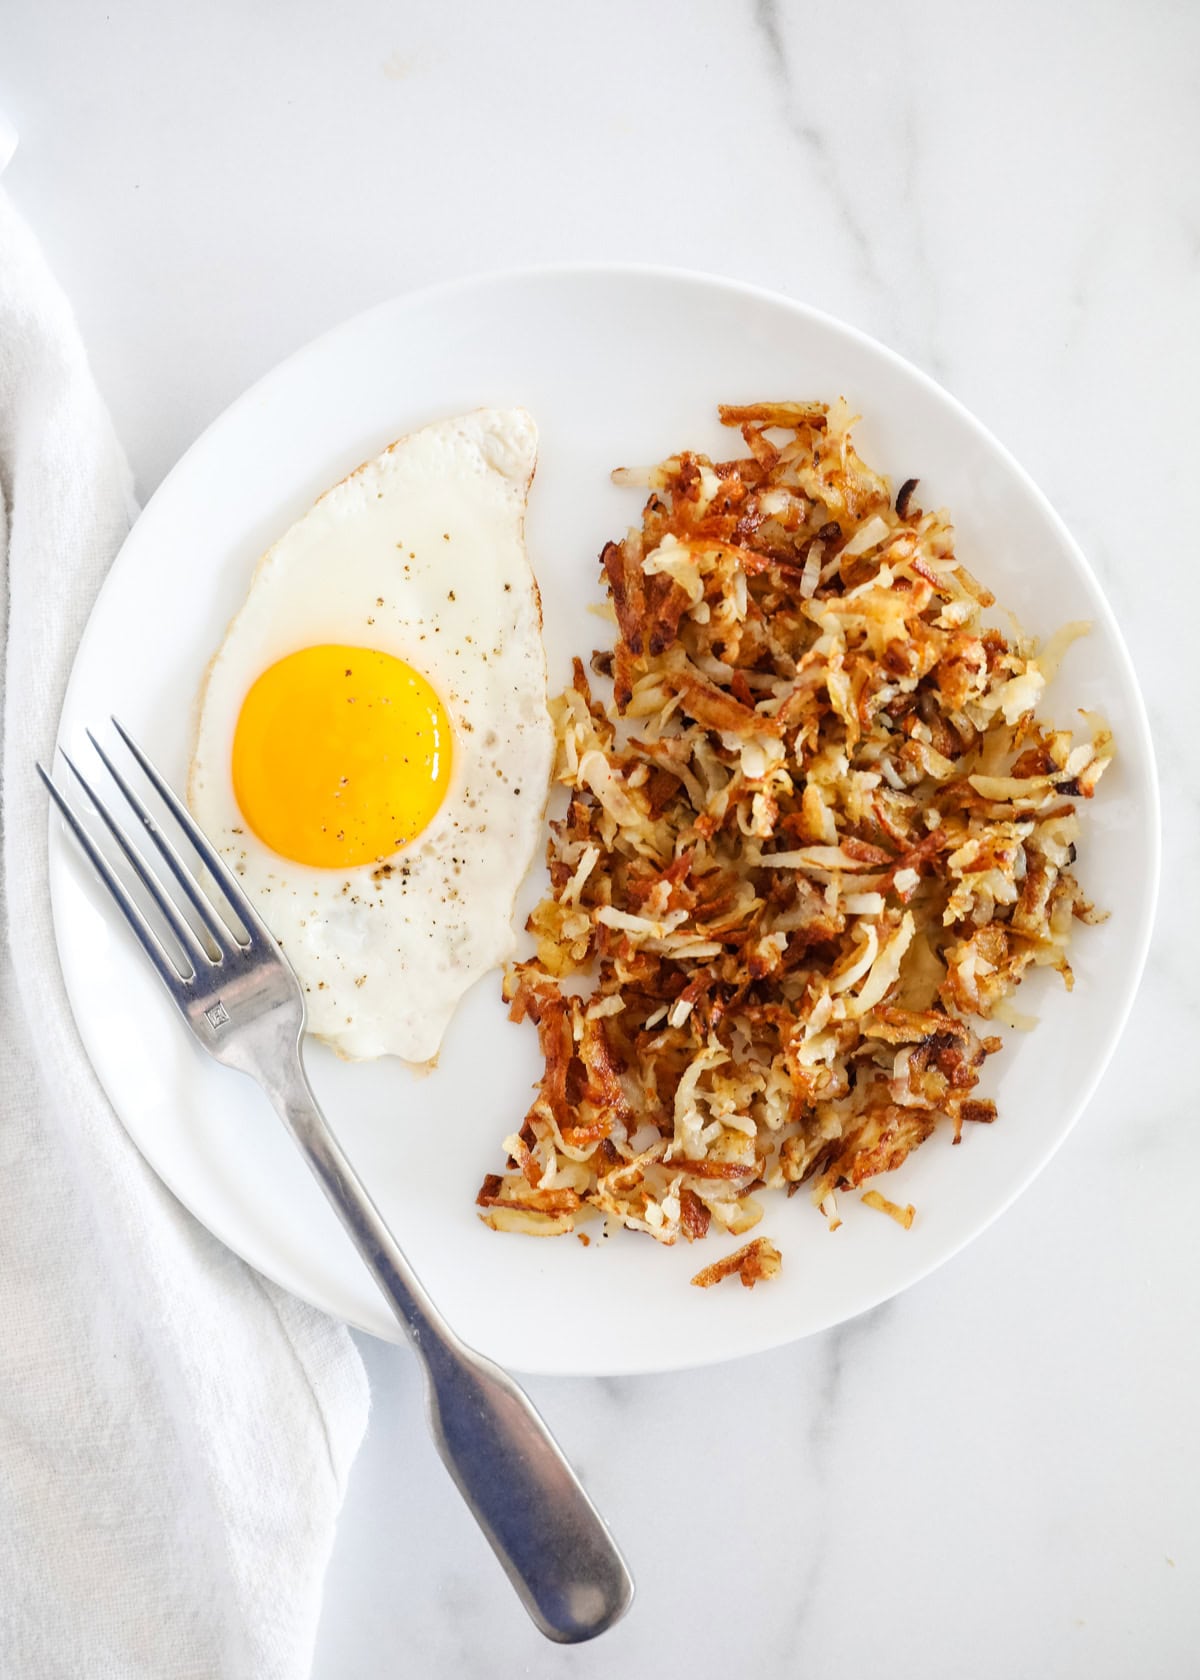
[690,1237,783,1289]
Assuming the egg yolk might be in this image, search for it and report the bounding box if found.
[232,644,452,868]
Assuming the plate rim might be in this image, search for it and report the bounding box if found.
[48,262,1162,1374]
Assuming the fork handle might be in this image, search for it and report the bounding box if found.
[266,1052,634,1644]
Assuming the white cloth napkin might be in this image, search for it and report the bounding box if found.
[0,190,369,1678]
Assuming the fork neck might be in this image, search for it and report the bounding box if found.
[263,1048,452,1358]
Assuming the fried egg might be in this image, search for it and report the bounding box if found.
[188,407,552,1063]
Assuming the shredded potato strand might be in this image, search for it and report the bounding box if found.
[477,402,1110,1257]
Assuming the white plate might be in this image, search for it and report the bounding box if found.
[51,267,1159,1376]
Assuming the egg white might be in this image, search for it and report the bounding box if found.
[188,407,553,1063]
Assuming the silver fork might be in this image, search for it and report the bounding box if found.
[40,720,634,1645]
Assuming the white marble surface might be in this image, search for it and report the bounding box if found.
[5,1,1197,1674]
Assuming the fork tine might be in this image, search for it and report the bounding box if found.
[59,747,211,975]
[39,762,190,991]
[85,728,230,954]
[109,716,275,946]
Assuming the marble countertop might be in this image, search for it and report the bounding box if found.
[5,1,1196,1674]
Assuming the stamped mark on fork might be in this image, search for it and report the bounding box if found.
[204,1000,230,1029]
